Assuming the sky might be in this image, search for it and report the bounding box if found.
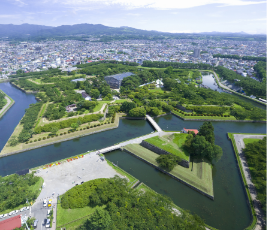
[0,0,266,34]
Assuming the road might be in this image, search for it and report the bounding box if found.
[233,134,265,230]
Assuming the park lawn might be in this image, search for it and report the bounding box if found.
[149,88,165,93]
[56,202,104,229]
[34,102,49,128]
[0,176,44,215]
[124,144,213,197]
[93,101,110,112]
[27,78,54,85]
[113,99,131,103]
[243,138,261,146]
[145,134,190,161]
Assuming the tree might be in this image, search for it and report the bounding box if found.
[230,108,249,120]
[191,135,210,159]
[198,121,215,144]
[86,207,112,229]
[51,127,59,135]
[90,89,100,99]
[8,136,18,147]
[150,107,160,116]
[128,107,146,117]
[120,101,136,113]
[156,154,181,171]
[71,123,79,130]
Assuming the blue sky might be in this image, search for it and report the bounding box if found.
[0,0,266,34]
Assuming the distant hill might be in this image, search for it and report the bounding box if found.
[0,23,265,42]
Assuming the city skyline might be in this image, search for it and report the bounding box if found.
[0,0,266,34]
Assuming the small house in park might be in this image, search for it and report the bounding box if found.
[81,92,91,101]
[66,104,77,112]
[104,72,134,89]
[182,128,199,135]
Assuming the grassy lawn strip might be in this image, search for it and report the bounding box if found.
[56,202,104,229]
[228,133,257,230]
[123,144,213,196]
[93,101,110,112]
[243,138,261,146]
[112,99,131,104]
[145,134,189,161]
[34,102,48,128]
[106,159,138,186]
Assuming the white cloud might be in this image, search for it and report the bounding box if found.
[14,0,27,7]
[0,14,19,18]
[57,0,266,9]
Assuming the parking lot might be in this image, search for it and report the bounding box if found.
[35,152,121,200]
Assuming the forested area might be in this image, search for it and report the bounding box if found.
[253,61,266,83]
[213,54,266,62]
[0,173,40,212]
[184,122,223,162]
[18,103,43,143]
[61,176,206,230]
[35,113,103,133]
[0,90,6,110]
[215,66,266,98]
[186,105,228,116]
[142,60,213,70]
[243,137,266,216]
[10,68,64,78]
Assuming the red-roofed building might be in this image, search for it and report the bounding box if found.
[182,128,199,135]
[0,215,21,230]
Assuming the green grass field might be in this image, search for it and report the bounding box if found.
[145,133,190,161]
[93,101,109,112]
[56,202,104,229]
[124,144,213,197]
[243,138,261,146]
[113,99,131,103]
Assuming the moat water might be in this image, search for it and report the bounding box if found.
[0,82,266,230]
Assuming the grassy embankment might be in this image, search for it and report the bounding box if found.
[0,113,124,156]
[123,143,213,197]
[0,90,15,117]
[145,133,190,161]
[0,176,44,215]
[227,133,264,230]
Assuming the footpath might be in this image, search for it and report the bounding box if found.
[233,134,266,230]
[0,95,14,118]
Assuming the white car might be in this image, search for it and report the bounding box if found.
[20,207,25,212]
[15,210,19,214]
[3,214,8,218]
[0,214,3,219]
[9,211,16,216]
[46,219,50,228]
[26,207,30,210]
[47,210,51,217]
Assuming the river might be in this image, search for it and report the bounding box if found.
[0,82,266,230]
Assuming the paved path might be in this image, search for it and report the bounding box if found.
[0,96,11,116]
[233,134,266,230]
[146,115,163,132]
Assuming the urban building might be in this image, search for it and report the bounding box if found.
[193,49,200,58]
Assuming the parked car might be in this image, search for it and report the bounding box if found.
[3,214,8,218]
[47,210,51,217]
[20,208,24,212]
[0,214,3,219]
[46,219,50,228]
[9,211,15,216]
[26,206,30,210]
[15,210,19,214]
[48,199,52,207]
[43,199,47,207]
[33,219,38,228]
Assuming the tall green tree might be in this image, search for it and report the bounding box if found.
[198,121,215,144]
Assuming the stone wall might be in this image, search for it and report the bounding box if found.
[140,140,189,168]
[123,148,213,200]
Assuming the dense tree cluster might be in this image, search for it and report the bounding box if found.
[184,122,223,162]
[0,173,40,212]
[253,61,266,84]
[215,66,266,98]
[18,103,43,142]
[0,90,6,110]
[10,68,64,78]
[213,54,266,62]
[142,61,213,70]
[35,113,103,133]
[186,105,228,116]
[243,137,266,215]
[62,176,206,230]
[44,103,66,120]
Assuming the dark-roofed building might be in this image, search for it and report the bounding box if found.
[104,72,134,89]
[0,215,21,230]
